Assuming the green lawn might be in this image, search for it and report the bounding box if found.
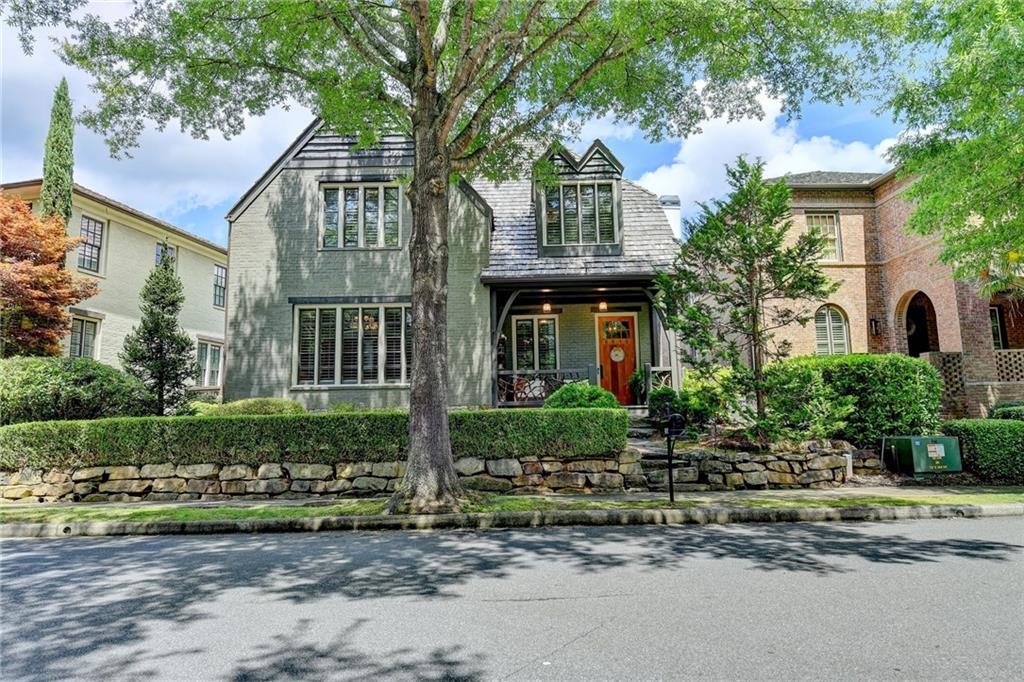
[1,489,1021,525]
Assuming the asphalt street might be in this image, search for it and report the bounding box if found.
[1,517,1022,681]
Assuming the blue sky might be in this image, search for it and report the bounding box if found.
[2,8,901,246]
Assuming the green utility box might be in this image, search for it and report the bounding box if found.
[882,436,962,477]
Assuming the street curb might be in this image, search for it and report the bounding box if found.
[2,502,1022,539]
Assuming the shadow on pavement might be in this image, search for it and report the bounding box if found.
[1,521,1019,679]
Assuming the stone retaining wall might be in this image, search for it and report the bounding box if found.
[1,452,641,504]
[641,440,855,491]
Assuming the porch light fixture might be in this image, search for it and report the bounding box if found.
[598,300,608,311]
[542,301,552,313]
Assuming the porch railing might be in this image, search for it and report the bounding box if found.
[496,367,597,406]
[643,363,674,396]
[995,349,1024,383]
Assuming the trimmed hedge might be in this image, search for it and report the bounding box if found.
[990,405,1024,421]
[0,357,152,425]
[763,354,942,448]
[0,408,629,471]
[943,419,1024,483]
[543,383,620,408]
[988,400,1024,417]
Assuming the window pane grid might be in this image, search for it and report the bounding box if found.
[807,213,840,261]
[544,182,616,246]
[78,216,104,272]
[512,316,559,371]
[213,265,227,307]
[323,188,339,247]
[325,185,400,249]
[69,318,97,359]
[343,189,360,247]
[383,187,400,246]
[299,305,411,386]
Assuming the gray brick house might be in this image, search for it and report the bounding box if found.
[224,121,682,409]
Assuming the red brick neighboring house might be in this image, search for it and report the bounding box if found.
[774,170,1023,417]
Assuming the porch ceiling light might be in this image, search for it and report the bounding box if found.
[542,301,552,313]
[598,300,608,311]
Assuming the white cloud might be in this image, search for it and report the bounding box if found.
[636,94,895,235]
[1,14,313,245]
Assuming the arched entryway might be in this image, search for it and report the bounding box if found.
[905,291,940,357]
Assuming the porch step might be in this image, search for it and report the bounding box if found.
[628,426,655,439]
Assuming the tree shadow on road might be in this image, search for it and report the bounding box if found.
[1,520,1019,679]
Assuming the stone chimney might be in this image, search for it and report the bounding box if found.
[659,195,681,238]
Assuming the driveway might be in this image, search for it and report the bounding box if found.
[1,517,1022,680]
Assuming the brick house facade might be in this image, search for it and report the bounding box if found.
[774,170,1024,417]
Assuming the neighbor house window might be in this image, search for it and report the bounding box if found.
[815,305,850,355]
[155,243,175,265]
[213,265,227,308]
[512,315,559,371]
[195,341,223,387]
[543,182,616,245]
[296,305,412,385]
[322,185,401,249]
[69,317,98,359]
[806,213,842,261]
[78,215,104,272]
[990,306,1007,350]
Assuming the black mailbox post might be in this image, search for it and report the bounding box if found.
[645,412,687,502]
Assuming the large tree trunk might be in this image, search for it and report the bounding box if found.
[387,92,464,514]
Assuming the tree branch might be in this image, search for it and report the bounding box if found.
[314,0,408,84]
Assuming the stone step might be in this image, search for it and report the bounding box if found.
[627,426,654,439]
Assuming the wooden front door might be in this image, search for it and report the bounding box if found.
[597,315,637,404]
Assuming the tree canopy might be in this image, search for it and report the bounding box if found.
[887,0,1023,296]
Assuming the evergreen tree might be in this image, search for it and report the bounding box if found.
[38,77,74,227]
[120,247,197,415]
[656,158,838,437]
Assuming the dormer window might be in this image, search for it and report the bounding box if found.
[543,182,618,246]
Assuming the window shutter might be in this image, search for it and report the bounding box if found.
[597,184,615,243]
[829,308,849,355]
[297,310,317,383]
[317,309,336,384]
[580,184,597,243]
[545,188,562,244]
[363,188,379,246]
[384,307,403,383]
[323,188,339,248]
[341,309,359,383]
[383,187,400,246]
[562,185,579,243]
[343,189,359,247]
[815,308,831,355]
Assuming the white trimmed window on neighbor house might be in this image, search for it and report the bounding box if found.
[195,341,223,387]
[542,182,618,246]
[78,215,104,273]
[321,184,402,249]
[815,304,850,355]
[295,305,412,385]
[806,212,842,262]
[213,264,227,308]
[69,317,98,359]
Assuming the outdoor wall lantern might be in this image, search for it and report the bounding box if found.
[598,300,608,311]
[542,301,552,313]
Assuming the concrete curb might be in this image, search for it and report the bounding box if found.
[2,502,1022,539]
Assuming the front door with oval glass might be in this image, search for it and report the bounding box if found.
[597,314,637,404]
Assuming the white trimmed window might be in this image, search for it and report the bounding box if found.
[196,341,223,387]
[512,315,559,371]
[322,184,402,249]
[69,317,98,359]
[543,182,617,245]
[295,305,411,385]
[815,305,850,356]
[806,213,842,261]
[78,215,104,272]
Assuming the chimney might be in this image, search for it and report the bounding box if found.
[659,195,681,238]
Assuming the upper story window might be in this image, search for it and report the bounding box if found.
[815,304,850,355]
[69,317,98,359]
[155,243,176,265]
[806,212,842,261]
[543,182,617,246]
[78,215,104,272]
[213,265,227,308]
[322,184,401,249]
[990,305,1008,350]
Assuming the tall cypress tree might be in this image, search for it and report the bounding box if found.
[38,77,74,227]
[120,248,198,415]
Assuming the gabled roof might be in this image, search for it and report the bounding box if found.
[0,179,226,255]
[543,139,625,176]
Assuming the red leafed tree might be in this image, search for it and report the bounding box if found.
[0,193,97,357]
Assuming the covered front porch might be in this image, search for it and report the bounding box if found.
[488,280,679,407]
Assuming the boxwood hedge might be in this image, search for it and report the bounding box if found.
[943,419,1024,484]
[0,408,628,471]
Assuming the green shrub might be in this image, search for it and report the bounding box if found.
[677,374,729,429]
[763,360,855,440]
[990,405,1024,420]
[943,419,1024,483]
[194,398,306,416]
[762,354,941,448]
[0,408,629,471]
[0,357,152,426]
[543,383,621,409]
[647,386,677,423]
[988,400,1024,417]
[628,368,646,404]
